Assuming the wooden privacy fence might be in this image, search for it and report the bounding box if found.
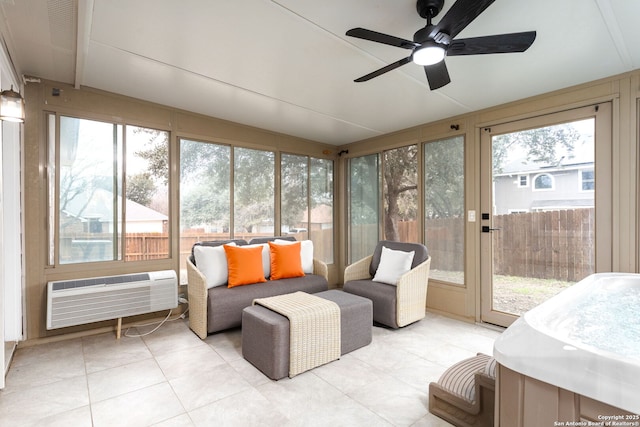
[425,218,464,273]
[123,230,334,270]
[92,209,593,283]
[492,208,595,282]
[353,209,594,282]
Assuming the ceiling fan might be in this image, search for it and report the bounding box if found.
[346,0,536,90]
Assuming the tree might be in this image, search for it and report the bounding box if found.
[350,154,379,226]
[492,124,580,175]
[179,141,230,229]
[126,173,156,206]
[233,147,274,233]
[281,154,308,228]
[383,145,418,241]
[132,127,170,185]
[424,136,465,220]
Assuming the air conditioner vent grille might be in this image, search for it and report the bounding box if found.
[46,270,177,329]
[51,273,151,291]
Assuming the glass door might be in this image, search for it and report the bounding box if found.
[480,104,612,327]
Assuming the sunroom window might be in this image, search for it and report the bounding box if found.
[48,114,169,265]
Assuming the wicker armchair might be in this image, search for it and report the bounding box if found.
[343,241,431,328]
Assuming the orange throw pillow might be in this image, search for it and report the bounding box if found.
[269,241,304,280]
[224,244,267,288]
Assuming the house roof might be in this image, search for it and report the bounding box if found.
[498,160,594,176]
[62,188,168,223]
[1,0,639,145]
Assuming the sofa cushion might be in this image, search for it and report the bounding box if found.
[207,274,328,333]
[369,241,429,277]
[248,236,296,245]
[275,239,314,274]
[224,244,267,288]
[343,279,398,329]
[190,239,247,265]
[268,241,304,280]
[243,243,271,278]
[193,242,236,288]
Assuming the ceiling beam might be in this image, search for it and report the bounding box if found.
[594,0,633,70]
[74,0,93,89]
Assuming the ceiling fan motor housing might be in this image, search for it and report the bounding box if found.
[414,24,450,46]
[417,0,445,19]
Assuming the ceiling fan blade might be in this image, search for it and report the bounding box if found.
[354,56,413,82]
[447,31,537,56]
[435,0,495,40]
[346,28,418,49]
[424,61,451,90]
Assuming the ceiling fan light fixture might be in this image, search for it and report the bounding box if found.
[413,42,445,66]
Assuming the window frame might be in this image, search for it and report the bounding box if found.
[532,172,555,191]
[424,135,465,286]
[579,168,595,192]
[47,112,172,268]
[280,153,335,264]
[518,174,529,188]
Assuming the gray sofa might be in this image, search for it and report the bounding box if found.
[186,236,329,338]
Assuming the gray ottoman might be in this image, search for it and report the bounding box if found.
[241,290,373,379]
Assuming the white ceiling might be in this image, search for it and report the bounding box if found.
[1,0,638,145]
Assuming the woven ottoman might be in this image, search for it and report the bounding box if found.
[241,290,372,379]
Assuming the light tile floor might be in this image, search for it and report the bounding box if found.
[0,312,502,426]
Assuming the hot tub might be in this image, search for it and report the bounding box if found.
[494,273,640,414]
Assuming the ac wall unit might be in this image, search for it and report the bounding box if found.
[47,270,178,330]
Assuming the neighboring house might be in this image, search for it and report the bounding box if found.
[61,188,168,234]
[493,160,594,215]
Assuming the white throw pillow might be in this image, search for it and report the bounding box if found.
[244,243,271,278]
[372,246,415,285]
[193,242,236,289]
[274,239,314,274]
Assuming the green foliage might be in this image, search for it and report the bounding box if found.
[233,148,274,232]
[179,141,231,229]
[492,124,580,174]
[424,136,464,219]
[281,154,308,227]
[131,127,170,185]
[126,173,156,206]
[349,154,379,226]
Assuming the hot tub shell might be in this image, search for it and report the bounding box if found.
[494,273,640,416]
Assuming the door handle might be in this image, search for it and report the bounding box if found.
[482,226,501,233]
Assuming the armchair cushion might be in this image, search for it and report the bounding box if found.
[372,246,415,285]
[344,240,430,329]
[369,240,428,277]
[342,279,397,328]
